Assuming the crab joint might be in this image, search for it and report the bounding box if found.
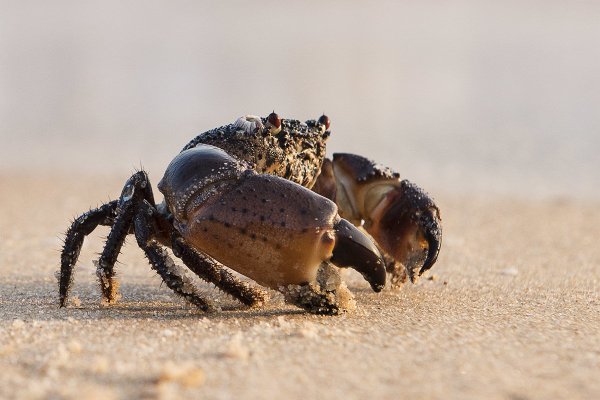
[330,218,386,292]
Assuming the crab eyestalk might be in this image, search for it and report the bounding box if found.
[316,153,442,282]
[318,114,331,130]
[266,111,282,135]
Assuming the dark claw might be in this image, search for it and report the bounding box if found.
[330,218,386,292]
[375,180,442,282]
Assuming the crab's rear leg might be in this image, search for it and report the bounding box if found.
[313,155,442,285]
[59,200,119,307]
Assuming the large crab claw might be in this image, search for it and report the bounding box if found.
[158,145,386,300]
[313,154,442,283]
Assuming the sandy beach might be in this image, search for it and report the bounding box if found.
[1,174,598,399]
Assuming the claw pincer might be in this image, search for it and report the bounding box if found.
[366,179,442,281]
[158,145,386,294]
[314,153,442,283]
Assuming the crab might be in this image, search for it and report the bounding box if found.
[59,112,441,314]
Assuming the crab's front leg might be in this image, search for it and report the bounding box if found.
[312,154,442,286]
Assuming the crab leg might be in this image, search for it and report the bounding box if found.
[96,171,154,303]
[134,200,215,311]
[94,171,265,308]
[170,233,269,307]
[59,200,119,307]
[60,171,208,308]
[313,154,442,284]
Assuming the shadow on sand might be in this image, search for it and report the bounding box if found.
[0,280,315,323]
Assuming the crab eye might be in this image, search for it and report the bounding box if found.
[267,111,281,129]
[318,114,330,130]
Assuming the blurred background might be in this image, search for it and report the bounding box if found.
[1,0,598,199]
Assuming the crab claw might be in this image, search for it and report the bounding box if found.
[367,180,442,282]
[159,145,386,295]
[331,218,386,292]
[317,153,442,283]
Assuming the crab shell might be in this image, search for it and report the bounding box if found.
[182,115,330,188]
[158,145,386,291]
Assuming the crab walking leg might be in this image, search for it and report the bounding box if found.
[170,234,269,307]
[59,200,119,307]
[96,171,155,303]
[134,201,214,311]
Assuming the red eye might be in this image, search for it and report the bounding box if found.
[267,111,281,128]
[318,114,330,130]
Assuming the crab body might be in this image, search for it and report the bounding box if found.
[182,114,330,188]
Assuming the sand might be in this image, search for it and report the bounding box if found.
[0,173,599,400]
